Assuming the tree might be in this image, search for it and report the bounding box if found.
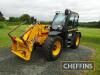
[20,14,31,24]
[9,17,19,22]
[97,21,100,28]
[30,16,34,24]
[0,11,5,21]
[30,16,37,24]
[0,12,3,17]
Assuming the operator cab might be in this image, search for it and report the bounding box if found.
[52,13,66,30]
[51,9,79,32]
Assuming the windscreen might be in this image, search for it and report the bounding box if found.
[52,13,66,30]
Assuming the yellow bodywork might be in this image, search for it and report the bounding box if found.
[11,24,50,60]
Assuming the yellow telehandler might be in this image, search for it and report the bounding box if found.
[8,9,81,61]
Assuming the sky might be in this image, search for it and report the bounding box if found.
[0,0,100,22]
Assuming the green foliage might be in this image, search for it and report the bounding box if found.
[20,14,37,24]
[0,22,7,28]
[20,14,31,24]
[30,17,36,24]
[0,25,28,47]
[0,11,36,25]
[8,15,36,24]
[0,21,20,26]
[9,17,19,22]
[79,21,100,28]
[79,28,100,73]
[0,17,5,21]
[5,21,20,26]
[40,21,51,25]
[0,11,5,21]
[97,21,100,28]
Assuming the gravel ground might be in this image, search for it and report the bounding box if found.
[0,45,95,75]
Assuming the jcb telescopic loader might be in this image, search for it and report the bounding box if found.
[8,9,81,61]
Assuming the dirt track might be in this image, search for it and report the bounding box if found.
[0,45,94,75]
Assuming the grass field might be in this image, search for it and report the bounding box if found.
[0,25,30,47]
[0,26,100,74]
[79,28,100,74]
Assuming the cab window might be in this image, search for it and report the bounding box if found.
[67,14,75,29]
[74,15,78,27]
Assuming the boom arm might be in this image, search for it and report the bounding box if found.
[9,23,49,60]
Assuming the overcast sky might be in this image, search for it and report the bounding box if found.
[0,0,100,22]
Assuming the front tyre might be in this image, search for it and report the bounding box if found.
[43,36,63,60]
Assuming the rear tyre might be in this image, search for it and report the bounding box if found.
[71,32,81,49]
[43,36,63,60]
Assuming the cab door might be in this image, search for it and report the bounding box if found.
[67,14,75,30]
